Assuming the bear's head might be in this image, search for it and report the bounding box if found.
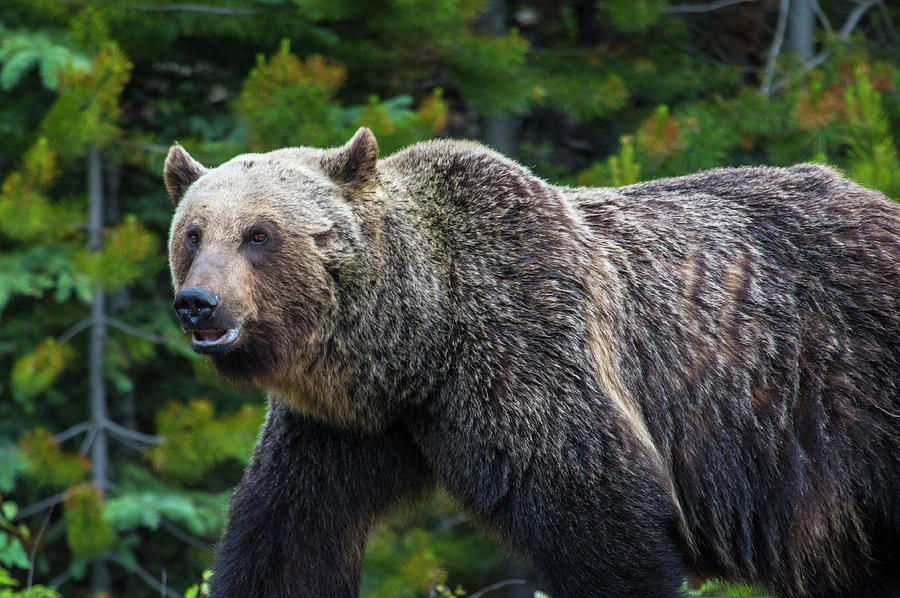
[163,128,380,388]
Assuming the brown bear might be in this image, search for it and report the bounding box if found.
[164,128,900,598]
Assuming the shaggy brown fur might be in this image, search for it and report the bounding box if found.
[165,129,900,598]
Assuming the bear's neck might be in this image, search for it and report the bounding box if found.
[272,190,451,432]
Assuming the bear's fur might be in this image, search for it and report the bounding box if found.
[164,128,900,598]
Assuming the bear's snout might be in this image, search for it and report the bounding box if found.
[174,286,219,328]
[174,285,243,353]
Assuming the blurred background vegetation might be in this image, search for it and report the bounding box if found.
[0,0,897,596]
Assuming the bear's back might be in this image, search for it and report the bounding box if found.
[568,165,900,590]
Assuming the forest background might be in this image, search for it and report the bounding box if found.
[0,0,898,597]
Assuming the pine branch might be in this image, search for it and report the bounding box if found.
[54,421,92,443]
[665,0,759,14]
[58,317,93,344]
[104,418,163,446]
[12,491,67,522]
[760,0,791,95]
[104,433,148,452]
[106,317,169,345]
[79,423,99,456]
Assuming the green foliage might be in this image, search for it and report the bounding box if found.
[0,138,79,244]
[357,91,450,154]
[597,0,667,33]
[446,30,531,114]
[18,428,90,488]
[11,338,75,399]
[622,52,900,204]
[364,528,446,598]
[0,27,90,90]
[0,449,27,494]
[691,578,771,596]
[0,501,30,571]
[842,65,900,198]
[636,103,683,162]
[105,491,213,535]
[74,215,161,290]
[0,244,92,319]
[108,465,230,536]
[362,492,504,598]
[531,50,628,121]
[63,483,115,559]
[183,569,211,598]
[148,400,264,483]
[235,40,348,150]
[236,40,449,152]
[577,135,641,187]
[0,565,62,598]
[39,41,131,156]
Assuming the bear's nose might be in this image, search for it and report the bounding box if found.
[174,286,219,327]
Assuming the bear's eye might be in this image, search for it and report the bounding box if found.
[249,231,268,244]
[186,231,201,246]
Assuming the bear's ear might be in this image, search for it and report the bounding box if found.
[320,127,379,193]
[164,144,207,207]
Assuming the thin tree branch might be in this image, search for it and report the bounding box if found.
[105,317,169,345]
[838,0,878,37]
[127,3,271,15]
[808,0,832,33]
[103,418,163,446]
[105,433,149,453]
[665,0,758,14]
[53,421,92,444]
[469,578,530,598]
[761,0,792,95]
[665,38,760,72]
[876,0,898,44]
[58,317,93,344]
[160,517,213,550]
[79,423,99,456]
[25,502,57,593]
[47,568,73,588]
[770,0,880,93]
[108,554,182,598]
[12,492,67,522]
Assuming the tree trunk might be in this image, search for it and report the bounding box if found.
[480,0,517,155]
[87,145,111,594]
[788,0,815,61]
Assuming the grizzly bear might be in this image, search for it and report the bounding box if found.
[164,128,900,598]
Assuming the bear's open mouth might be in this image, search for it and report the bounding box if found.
[191,327,240,351]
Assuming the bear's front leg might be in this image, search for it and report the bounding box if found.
[416,409,688,598]
[209,400,431,598]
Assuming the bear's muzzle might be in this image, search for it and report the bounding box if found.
[174,286,242,353]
